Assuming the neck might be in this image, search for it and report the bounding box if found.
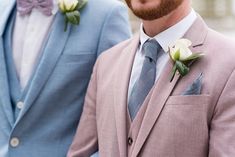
[142,1,191,37]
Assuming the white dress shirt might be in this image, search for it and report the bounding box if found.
[128,9,197,100]
[12,0,58,89]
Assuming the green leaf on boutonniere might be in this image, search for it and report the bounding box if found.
[66,11,80,25]
[64,10,80,31]
[170,61,189,82]
[172,49,180,61]
[77,0,88,10]
[175,60,189,76]
[170,63,177,82]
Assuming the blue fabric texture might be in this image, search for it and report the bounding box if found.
[182,73,203,95]
[0,0,131,156]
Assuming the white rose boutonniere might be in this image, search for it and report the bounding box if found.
[58,0,88,31]
[169,38,204,82]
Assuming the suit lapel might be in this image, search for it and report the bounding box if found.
[113,35,139,156]
[132,16,208,157]
[16,12,72,121]
[0,0,16,126]
[0,38,14,126]
[0,0,16,36]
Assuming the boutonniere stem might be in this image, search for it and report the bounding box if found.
[168,38,204,82]
[58,0,88,32]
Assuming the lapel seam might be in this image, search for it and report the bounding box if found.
[113,35,140,156]
[0,1,16,36]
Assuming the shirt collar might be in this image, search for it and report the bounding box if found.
[52,0,59,15]
[140,9,197,53]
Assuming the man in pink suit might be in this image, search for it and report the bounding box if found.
[67,0,235,156]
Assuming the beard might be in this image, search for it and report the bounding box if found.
[125,0,184,20]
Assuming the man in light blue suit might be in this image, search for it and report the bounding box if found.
[0,0,131,156]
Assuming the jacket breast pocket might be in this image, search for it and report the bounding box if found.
[166,95,211,106]
[154,95,211,157]
[163,95,211,130]
[160,95,211,154]
[57,53,96,65]
[54,53,97,78]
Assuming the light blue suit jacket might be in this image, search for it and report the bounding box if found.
[0,0,131,156]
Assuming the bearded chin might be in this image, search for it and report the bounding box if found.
[126,0,183,21]
[131,7,170,21]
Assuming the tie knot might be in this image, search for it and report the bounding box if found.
[142,39,161,63]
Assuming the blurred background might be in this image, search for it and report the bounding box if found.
[123,0,235,39]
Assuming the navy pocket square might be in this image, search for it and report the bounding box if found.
[181,73,203,95]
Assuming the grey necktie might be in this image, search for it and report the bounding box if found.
[128,39,161,120]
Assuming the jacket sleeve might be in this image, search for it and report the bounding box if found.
[209,69,235,156]
[96,1,131,56]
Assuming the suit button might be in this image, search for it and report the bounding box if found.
[10,137,20,147]
[17,101,24,109]
[128,137,133,145]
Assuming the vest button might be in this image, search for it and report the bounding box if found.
[17,101,24,109]
[10,137,20,147]
[128,137,133,145]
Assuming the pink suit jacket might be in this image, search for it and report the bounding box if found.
[67,17,235,157]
